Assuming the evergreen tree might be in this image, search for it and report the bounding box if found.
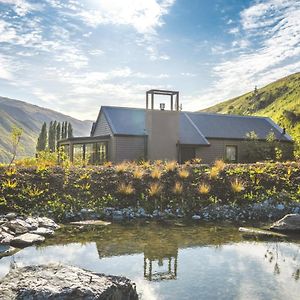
[56,122,61,149]
[64,122,68,138]
[36,122,47,152]
[61,121,65,139]
[67,122,73,138]
[48,121,56,152]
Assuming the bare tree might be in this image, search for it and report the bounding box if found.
[8,126,23,167]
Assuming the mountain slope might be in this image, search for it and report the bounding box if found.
[201,72,300,144]
[0,96,93,162]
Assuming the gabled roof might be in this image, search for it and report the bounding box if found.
[99,106,293,144]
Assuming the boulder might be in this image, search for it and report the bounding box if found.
[30,227,54,237]
[37,217,60,229]
[5,212,17,220]
[25,217,39,230]
[69,220,111,226]
[192,215,201,220]
[10,233,45,247]
[0,264,138,300]
[6,219,31,234]
[0,230,14,244]
[270,214,300,231]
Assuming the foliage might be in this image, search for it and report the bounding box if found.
[8,126,23,167]
[178,168,190,179]
[202,72,300,154]
[36,122,47,152]
[0,161,299,220]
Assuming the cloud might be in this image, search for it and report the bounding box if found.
[191,0,300,110]
[70,0,176,35]
[0,55,14,80]
[0,0,40,16]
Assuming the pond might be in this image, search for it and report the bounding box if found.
[1,221,300,299]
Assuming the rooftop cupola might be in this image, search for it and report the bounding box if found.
[146,89,180,111]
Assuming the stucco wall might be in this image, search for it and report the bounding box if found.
[195,139,248,164]
[146,110,179,161]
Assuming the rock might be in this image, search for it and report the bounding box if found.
[270,214,300,231]
[37,217,60,229]
[192,215,201,220]
[0,230,14,244]
[0,264,138,300]
[276,204,285,211]
[69,220,111,226]
[0,245,18,258]
[6,219,30,234]
[10,233,45,247]
[239,227,287,238]
[25,217,39,230]
[30,227,54,237]
[112,210,124,220]
[5,212,17,220]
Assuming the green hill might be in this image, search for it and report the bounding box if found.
[201,72,300,145]
[0,96,92,163]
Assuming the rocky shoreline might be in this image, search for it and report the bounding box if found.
[0,264,138,300]
[0,213,60,257]
[63,198,300,223]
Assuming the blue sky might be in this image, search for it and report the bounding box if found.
[0,0,299,120]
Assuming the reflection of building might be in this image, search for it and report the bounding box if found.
[143,245,178,281]
[144,254,178,282]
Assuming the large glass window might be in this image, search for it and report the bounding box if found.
[73,144,84,163]
[226,145,237,162]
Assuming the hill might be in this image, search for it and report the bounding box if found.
[201,72,300,145]
[0,96,92,162]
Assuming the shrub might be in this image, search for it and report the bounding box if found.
[172,181,183,195]
[198,183,211,195]
[209,167,220,179]
[165,160,177,172]
[178,168,190,179]
[117,183,135,195]
[231,179,245,193]
[214,159,226,171]
[151,168,162,179]
[148,182,163,197]
[115,162,128,173]
[132,168,145,179]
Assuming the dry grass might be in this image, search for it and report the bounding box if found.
[165,160,177,172]
[103,161,113,167]
[151,168,162,179]
[117,182,135,195]
[214,159,226,171]
[198,183,211,194]
[172,181,183,195]
[148,182,163,197]
[231,178,245,193]
[132,168,145,179]
[209,166,220,179]
[178,168,190,179]
[115,162,128,173]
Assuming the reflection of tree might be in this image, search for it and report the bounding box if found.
[264,243,300,281]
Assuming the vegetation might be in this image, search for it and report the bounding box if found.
[0,96,91,162]
[202,72,300,158]
[0,159,299,221]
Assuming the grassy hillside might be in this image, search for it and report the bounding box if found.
[202,72,300,145]
[0,96,92,162]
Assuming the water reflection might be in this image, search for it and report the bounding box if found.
[1,221,300,300]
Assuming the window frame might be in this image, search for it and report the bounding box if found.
[225,145,238,163]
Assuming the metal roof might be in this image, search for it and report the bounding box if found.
[100,106,293,144]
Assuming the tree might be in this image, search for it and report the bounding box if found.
[48,121,56,152]
[56,122,61,149]
[67,122,73,138]
[8,126,23,167]
[36,122,47,152]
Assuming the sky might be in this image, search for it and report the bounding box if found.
[0,0,299,121]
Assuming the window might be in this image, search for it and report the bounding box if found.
[225,145,237,162]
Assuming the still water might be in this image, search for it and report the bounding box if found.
[1,221,300,299]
